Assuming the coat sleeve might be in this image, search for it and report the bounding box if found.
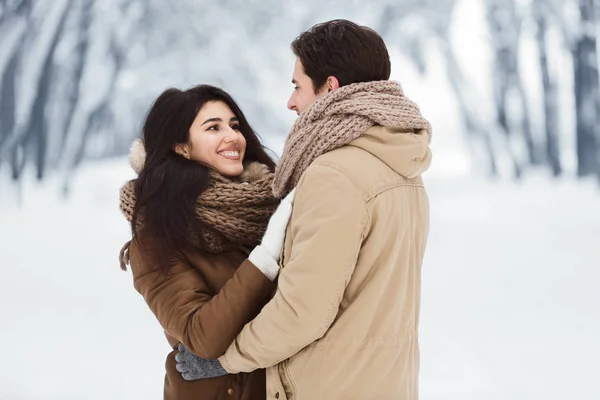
[218,164,369,373]
[128,241,276,359]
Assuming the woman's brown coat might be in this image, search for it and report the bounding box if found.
[129,236,275,400]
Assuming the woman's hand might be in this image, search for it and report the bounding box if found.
[248,188,296,280]
[175,344,228,380]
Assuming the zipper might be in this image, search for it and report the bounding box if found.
[278,359,296,399]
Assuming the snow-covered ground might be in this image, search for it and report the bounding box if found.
[1,158,599,400]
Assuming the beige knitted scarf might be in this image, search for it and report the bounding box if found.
[119,162,277,269]
[273,80,432,198]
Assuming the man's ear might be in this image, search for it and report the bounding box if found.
[174,143,190,159]
[326,76,340,92]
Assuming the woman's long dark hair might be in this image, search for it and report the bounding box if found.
[131,85,275,274]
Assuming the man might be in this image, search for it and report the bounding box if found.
[177,19,432,399]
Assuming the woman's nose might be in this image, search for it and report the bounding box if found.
[223,127,238,142]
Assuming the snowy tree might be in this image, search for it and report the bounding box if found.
[485,0,535,178]
[3,0,600,189]
[532,0,562,176]
[572,0,600,178]
[0,0,150,182]
[533,0,600,179]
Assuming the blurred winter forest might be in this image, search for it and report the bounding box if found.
[1,0,600,190]
[2,2,600,399]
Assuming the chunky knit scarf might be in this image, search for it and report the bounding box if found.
[273,80,432,198]
[119,161,277,269]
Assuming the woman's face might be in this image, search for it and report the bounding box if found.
[178,101,247,177]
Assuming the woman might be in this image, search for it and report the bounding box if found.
[118,85,292,400]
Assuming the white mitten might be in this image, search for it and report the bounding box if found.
[249,188,296,280]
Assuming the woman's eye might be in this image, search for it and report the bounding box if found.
[207,125,218,131]
[231,124,241,131]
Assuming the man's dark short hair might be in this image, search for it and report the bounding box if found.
[291,19,391,93]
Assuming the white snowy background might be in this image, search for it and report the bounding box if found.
[1,0,599,399]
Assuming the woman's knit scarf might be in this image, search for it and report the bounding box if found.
[119,159,277,270]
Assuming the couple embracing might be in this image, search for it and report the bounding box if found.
[119,19,432,400]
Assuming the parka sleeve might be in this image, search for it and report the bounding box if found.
[218,164,369,373]
[128,241,276,360]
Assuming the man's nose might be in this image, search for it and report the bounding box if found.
[287,95,296,111]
